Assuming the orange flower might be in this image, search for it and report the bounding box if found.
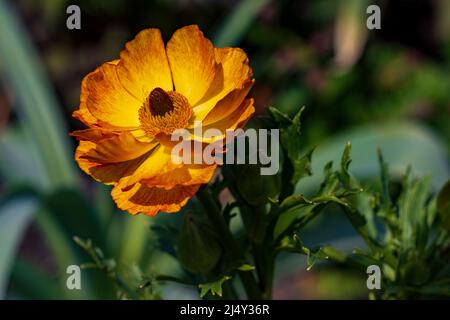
[71,25,254,216]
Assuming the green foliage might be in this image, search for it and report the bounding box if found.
[297,155,450,299]
[437,181,450,231]
[199,276,232,298]
[0,196,37,298]
[177,213,222,274]
[74,237,160,300]
[0,0,78,191]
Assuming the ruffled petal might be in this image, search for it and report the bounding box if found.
[111,183,200,216]
[79,132,157,164]
[190,47,253,122]
[194,79,254,127]
[117,28,173,101]
[70,127,117,141]
[84,61,142,128]
[141,164,217,189]
[115,144,179,189]
[74,132,156,184]
[166,25,219,105]
[188,98,255,143]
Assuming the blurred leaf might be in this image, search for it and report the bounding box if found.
[213,0,270,47]
[43,189,105,249]
[119,215,152,266]
[0,126,48,187]
[437,180,450,231]
[238,264,256,271]
[8,258,62,299]
[35,208,88,299]
[0,0,78,190]
[0,196,37,298]
[334,0,369,69]
[296,121,450,195]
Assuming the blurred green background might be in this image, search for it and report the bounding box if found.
[0,0,449,299]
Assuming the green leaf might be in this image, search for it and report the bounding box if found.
[280,107,304,162]
[267,107,294,126]
[291,147,315,184]
[437,180,450,231]
[274,203,316,240]
[290,235,329,270]
[177,213,222,273]
[119,214,152,266]
[43,189,105,250]
[397,170,432,249]
[0,127,48,188]
[271,106,313,185]
[339,142,352,186]
[378,150,391,207]
[0,196,37,298]
[238,264,256,271]
[199,276,232,298]
[274,194,353,241]
[8,258,63,299]
[279,194,313,211]
[235,163,281,206]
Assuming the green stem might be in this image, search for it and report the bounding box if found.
[197,187,261,299]
[251,204,274,300]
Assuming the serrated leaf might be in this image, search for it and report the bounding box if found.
[291,235,329,270]
[268,107,293,126]
[339,142,352,187]
[291,147,315,184]
[199,276,232,298]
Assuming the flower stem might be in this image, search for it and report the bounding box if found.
[197,187,261,299]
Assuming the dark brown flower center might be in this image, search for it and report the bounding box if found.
[148,87,174,116]
[139,88,192,137]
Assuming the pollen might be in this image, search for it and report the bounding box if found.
[139,88,192,137]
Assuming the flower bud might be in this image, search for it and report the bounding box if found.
[177,213,222,273]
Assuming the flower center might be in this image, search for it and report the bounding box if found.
[139,88,192,137]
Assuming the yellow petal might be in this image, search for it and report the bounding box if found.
[75,140,148,185]
[70,128,116,141]
[112,183,200,216]
[85,62,142,128]
[116,144,179,189]
[141,164,217,189]
[191,47,253,122]
[74,131,155,184]
[188,98,255,143]
[196,79,254,127]
[80,132,157,164]
[166,25,219,105]
[210,98,255,132]
[117,28,173,101]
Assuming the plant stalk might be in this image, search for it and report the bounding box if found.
[197,187,261,299]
